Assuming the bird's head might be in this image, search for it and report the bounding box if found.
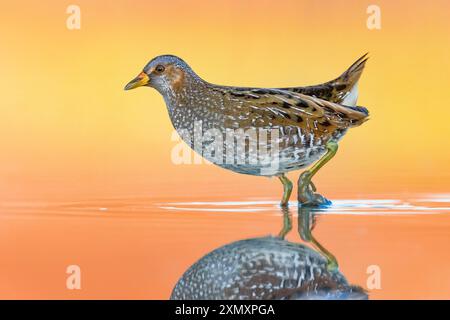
[124,55,197,95]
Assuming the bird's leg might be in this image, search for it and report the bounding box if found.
[277,206,292,239]
[298,207,339,271]
[298,141,338,207]
[278,174,293,207]
[308,180,317,192]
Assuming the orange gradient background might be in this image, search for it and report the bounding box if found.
[0,0,449,299]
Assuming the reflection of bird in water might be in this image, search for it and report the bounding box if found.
[125,54,369,207]
[171,207,367,300]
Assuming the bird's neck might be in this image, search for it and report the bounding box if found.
[164,75,206,107]
[163,78,223,132]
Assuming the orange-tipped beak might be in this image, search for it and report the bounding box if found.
[124,72,150,90]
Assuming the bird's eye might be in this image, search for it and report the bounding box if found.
[155,65,165,73]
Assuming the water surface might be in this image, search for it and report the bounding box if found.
[0,193,449,299]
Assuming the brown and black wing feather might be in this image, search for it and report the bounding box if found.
[222,88,369,136]
[277,53,369,104]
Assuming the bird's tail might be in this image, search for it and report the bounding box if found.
[330,53,369,107]
[334,53,368,88]
[277,53,369,107]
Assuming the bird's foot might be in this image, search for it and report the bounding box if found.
[299,193,331,207]
[297,172,332,207]
[299,192,331,207]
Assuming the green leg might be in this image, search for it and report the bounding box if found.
[277,206,292,239]
[298,207,339,271]
[298,141,338,207]
[278,174,293,207]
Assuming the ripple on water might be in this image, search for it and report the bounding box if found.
[159,195,450,215]
[1,194,449,217]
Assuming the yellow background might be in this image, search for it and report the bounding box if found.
[1,0,449,202]
[0,0,450,300]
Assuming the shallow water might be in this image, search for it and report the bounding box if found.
[0,193,449,299]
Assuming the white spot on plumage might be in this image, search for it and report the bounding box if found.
[342,82,359,107]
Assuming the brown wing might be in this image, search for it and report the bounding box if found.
[277,53,368,103]
[222,88,369,135]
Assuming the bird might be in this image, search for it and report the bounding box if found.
[170,202,368,300]
[170,236,367,300]
[125,54,369,207]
